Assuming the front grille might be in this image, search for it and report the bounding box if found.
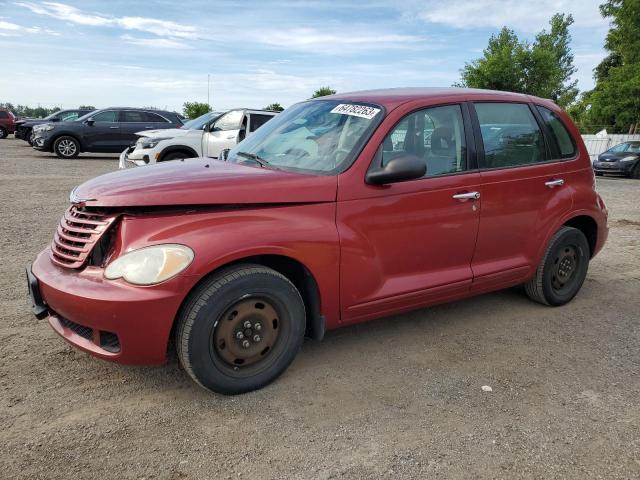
[50,205,117,269]
[60,317,93,341]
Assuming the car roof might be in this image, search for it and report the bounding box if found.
[326,87,544,110]
[101,107,178,114]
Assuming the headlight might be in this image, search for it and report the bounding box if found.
[104,244,194,285]
[620,156,637,162]
[40,125,55,132]
[140,137,172,149]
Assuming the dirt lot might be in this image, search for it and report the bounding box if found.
[0,136,638,479]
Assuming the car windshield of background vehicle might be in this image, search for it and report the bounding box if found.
[183,111,223,130]
[226,100,383,174]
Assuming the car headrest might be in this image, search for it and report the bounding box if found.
[430,127,455,155]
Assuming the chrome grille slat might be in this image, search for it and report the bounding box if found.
[50,205,117,269]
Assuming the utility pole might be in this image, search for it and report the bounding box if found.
[207,74,211,111]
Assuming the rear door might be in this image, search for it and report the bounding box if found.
[469,101,576,292]
[338,103,482,323]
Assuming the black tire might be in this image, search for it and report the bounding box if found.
[161,151,194,162]
[594,171,603,177]
[27,134,34,146]
[632,162,640,180]
[176,264,305,394]
[25,129,33,145]
[53,136,80,159]
[524,226,590,306]
[0,127,7,139]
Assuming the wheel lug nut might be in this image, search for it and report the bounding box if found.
[243,321,252,329]
[254,323,262,331]
[253,335,261,342]
[236,331,244,339]
[242,340,250,349]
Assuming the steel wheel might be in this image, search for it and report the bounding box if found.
[213,297,280,367]
[551,245,579,292]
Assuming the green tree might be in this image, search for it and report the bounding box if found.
[182,101,210,119]
[574,1,640,133]
[265,103,284,112]
[457,14,578,108]
[311,87,336,98]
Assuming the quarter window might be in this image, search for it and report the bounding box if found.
[475,103,546,168]
[536,106,576,158]
[92,111,117,122]
[382,104,467,177]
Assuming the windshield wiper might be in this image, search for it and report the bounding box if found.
[236,151,271,168]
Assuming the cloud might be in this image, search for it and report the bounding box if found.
[0,18,59,35]
[121,34,191,50]
[407,0,607,32]
[255,27,426,54]
[15,2,197,39]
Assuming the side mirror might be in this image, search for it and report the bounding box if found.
[50,117,61,122]
[86,118,95,126]
[365,152,426,185]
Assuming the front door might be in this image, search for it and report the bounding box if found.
[83,110,120,151]
[338,103,481,323]
[203,110,244,158]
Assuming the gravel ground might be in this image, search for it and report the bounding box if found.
[1,137,639,479]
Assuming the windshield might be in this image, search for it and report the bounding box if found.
[226,100,383,174]
[183,111,223,130]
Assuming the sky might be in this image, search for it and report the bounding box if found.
[0,0,610,113]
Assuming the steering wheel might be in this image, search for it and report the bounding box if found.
[333,148,351,166]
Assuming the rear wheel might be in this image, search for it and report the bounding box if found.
[0,127,7,139]
[632,162,640,179]
[524,226,590,306]
[54,136,80,159]
[176,264,306,394]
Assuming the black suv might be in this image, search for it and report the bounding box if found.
[15,109,95,145]
[32,108,183,159]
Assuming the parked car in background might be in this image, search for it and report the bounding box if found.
[0,109,17,139]
[119,108,277,168]
[592,141,640,178]
[28,88,608,395]
[16,109,95,145]
[32,108,184,159]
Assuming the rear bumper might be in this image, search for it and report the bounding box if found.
[30,248,191,365]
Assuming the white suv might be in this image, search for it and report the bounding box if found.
[119,109,278,168]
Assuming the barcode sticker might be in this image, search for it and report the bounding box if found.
[330,104,380,119]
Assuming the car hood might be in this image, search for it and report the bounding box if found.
[73,158,337,207]
[599,152,639,161]
[136,128,193,138]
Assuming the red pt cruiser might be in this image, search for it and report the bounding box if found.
[28,89,608,394]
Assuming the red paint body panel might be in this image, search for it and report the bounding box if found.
[31,88,609,366]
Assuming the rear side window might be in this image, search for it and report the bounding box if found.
[142,111,169,123]
[536,106,576,158]
[249,114,274,132]
[121,111,146,122]
[0,111,8,119]
[475,103,547,168]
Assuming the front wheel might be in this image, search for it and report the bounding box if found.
[54,136,80,159]
[0,127,7,139]
[524,226,590,306]
[632,162,640,180]
[176,264,306,394]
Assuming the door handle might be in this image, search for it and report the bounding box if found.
[452,191,480,201]
[109,126,119,129]
[545,179,565,188]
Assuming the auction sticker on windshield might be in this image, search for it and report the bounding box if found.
[330,104,381,119]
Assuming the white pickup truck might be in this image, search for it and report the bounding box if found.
[119,108,278,168]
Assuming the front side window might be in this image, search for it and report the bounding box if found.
[536,106,576,158]
[227,100,383,174]
[92,110,117,122]
[213,110,244,131]
[475,103,546,168]
[382,104,467,177]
